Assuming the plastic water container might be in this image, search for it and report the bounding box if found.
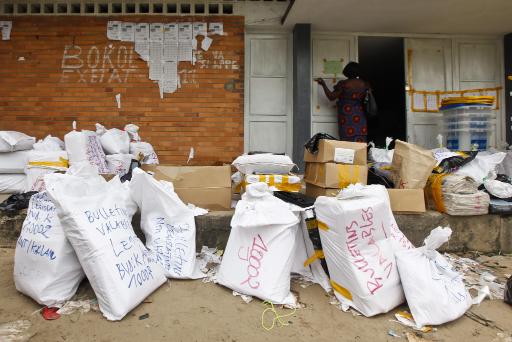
[441,105,494,150]
[445,129,490,151]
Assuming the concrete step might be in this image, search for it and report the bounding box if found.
[2,209,511,253]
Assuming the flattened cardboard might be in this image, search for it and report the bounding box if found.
[304,140,367,165]
[304,163,367,188]
[174,187,232,211]
[387,189,426,214]
[305,183,340,198]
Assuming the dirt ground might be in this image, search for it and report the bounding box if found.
[0,247,511,342]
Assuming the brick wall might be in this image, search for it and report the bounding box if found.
[0,16,244,165]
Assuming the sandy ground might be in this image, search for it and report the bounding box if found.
[0,247,511,342]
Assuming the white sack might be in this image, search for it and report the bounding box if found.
[25,150,69,192]
[484,179,512,199]
[25,168,55,192]
[0,131,35,152]
[369,137,394,163]
[455,152,506,185]
[32,135,64,151]
[96,124,130,155]
[106,154,133,176]
[130,168,203,279]
[64,122,109,173]
[0,151,29,174]
[14,192,84,306]
[45,173,166,321]
[232,154,295,175]
[124,124,141,142]
[314,184,414,317]
[130,142,159,165]
[216,183,299,305]
[396,227,472,328]
[0,174,26,194]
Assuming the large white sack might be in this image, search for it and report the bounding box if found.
[64,122,109,173]
[0,151,30,174]
[106,154,133,176]
[25,150,69,192]
[32,135,65,151]
[396,227,472,327]
[232,154,295,175]
[0,131,35,152]
[130,142,159,165]
[96,124,130,155]
[315,184,413,317]
[45,173,166,321]
[0,174,26,194]
[130,168,203,279]
[455,152,506,185]
[14,192,84,306]
[216,183,299,305]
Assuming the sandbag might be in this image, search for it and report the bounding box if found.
[0,174,26,194]
[14,192,84,306]
[0,151,30,174]
[0,131,35,152]
[130,142,159,165]
[64,122,109,173]
[216,183,299,305]
[45,172,166,321]
[232,154,295,175]
[32,135,65,151]
[396,227,472,327]
[391,140,436,189]
[314,184,414,317]
[130,168,203,279]
[96,124,130,155]
[106,154,133,176]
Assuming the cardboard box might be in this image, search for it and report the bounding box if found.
[305,183,340,198]
[387,189,426,214]
[304,140,367,165]
[304,163,367,188]
[141,165,232,210]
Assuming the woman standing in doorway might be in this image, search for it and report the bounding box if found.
[316,62,370,143]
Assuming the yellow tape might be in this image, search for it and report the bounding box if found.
[330,279,353,301]
[337,164,360,189]
[243,175,301,192]
[303,250,324,267]
[28,157,69,169]
[317,220,329,231]
[427,174,447,213]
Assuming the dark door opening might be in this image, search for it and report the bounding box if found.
[358,36,406,146]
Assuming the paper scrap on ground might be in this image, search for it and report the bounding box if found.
[107,21,121,40]
[392,311,434,333]
[115,94,121,108]
[0,319,33,341]
[120,22,135,42]
[209,22,224,36]
[1,21,12,41]
[233,291,253,304]
[196,246,222,283]
[57,299,99,315]
[201,36,213,51]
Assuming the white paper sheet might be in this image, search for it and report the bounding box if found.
[163,40,178,62]
[159,60,178,94]
[208,22,223,36]
[135,41,149,61]
[164,23,179,41]
[193,22,207,38]
[178,22,193,40]
[149,61,163,81]
[1,21,12,41]
[413,93,425,111]
[135,23,150,42]
[150,42,163,62]
[178,40,193,62]
[120,22,135,42]
[107,21,121,40]
[115,94,121,109]
[201,36,213,51]
[150,23,164,42]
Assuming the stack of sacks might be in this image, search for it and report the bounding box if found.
[426,174,489,216]
[303,139,368,197]
[231,154,299,193]
[25,135,68,192]
[0,131,35,194]
[314,184,414,317]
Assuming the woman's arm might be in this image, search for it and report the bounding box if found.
[315,78,341,101]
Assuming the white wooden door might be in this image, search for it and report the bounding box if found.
[245,33,292,155]
[454,39,503,147]
[405,38,453,148]
[311,34,357,138]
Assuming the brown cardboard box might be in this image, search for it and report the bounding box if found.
[305,184,340,198]
[304,140,367,165]
[141,165,232,210]
[387,189,426,214]
[304,163,368,188]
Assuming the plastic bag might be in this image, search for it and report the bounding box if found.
[369,137,394,163]
[396,227,472,327]
[14,192,85,306]
[304,133,338,154]
[483,179,512,200]
[0,191,37,214]
[96,124,130,155]
[64,122,109,173]
[124,124,141,142]
[432,150,478,174]
[216,183,299,305]
[32,135,65,151]
[455,152,507,185]
[0,131,35,152]
[130,142,159,165]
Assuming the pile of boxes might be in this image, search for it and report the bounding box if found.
[303,140,368,197]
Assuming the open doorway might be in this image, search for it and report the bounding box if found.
[358,36,406,146]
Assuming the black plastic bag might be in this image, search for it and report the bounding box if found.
[304,133,337,154]
[0,192,38,215]
[505,276,512,305]
[433,151,478,174]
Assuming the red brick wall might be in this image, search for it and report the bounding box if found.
[0,16,244,165]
